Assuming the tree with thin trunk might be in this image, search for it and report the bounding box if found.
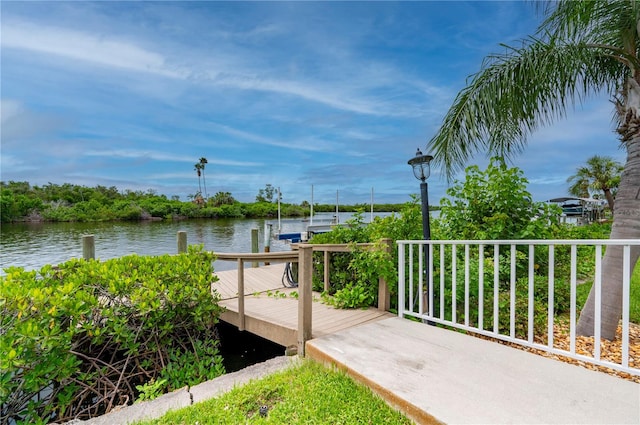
[194,163,203,196]
[427,1,640,340]
[567,155,623,212]
[199,157,208,199]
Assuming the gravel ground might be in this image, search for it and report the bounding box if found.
[477,321,640,383]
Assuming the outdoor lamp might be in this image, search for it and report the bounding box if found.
[407,148,433,241]
[408,148,433,182]
[409,147,434,323]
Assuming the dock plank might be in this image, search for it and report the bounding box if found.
[213,263,287,299]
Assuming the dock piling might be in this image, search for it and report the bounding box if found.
[251,228,259,268]
[177,231,187,253]
[82,235,95,260]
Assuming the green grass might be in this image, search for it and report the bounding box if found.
[137,360,411,425]
[576,263,640,324]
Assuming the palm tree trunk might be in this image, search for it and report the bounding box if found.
[603,188,615,213]
[576,134,640,340]
[202,171,207,199]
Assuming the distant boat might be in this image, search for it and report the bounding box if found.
[547,197,605,218]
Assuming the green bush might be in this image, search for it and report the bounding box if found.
[309,212,399,309]
[326,242,396,309]
[0,191,43,222]
[0,246,224,424]
[439,157,561,240]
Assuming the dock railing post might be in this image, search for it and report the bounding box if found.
[323,250,330,292]
[82,235,95,260]
[298,244,313,357]
[378,238,392,311]
[238,258,245,331]
[177,231,187,253]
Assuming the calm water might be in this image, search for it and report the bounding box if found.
[0,212,388,274]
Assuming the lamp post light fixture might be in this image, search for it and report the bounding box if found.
[408,148,433,241]
[409,148,433,323]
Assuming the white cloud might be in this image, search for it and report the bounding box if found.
[83,149,261,167]
[1,99,23,123]
[209,122,337,152]
[0,99,65,144]
[2,21,186,79]
[2,17,431,118]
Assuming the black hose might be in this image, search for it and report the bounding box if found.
[282,262,298,288]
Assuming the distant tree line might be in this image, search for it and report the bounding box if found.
[0,181,406,223]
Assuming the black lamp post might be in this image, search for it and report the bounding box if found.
[408,148,433,322]
[408,148,433,241]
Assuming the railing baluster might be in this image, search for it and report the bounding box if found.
[510,244,516,339]
[398,243,405,318]
[419,243,424,315]
[478,244,484,330]
[409,244,414,312]
[452,244,457,324]
[464,244,470,327]
[594,245,602,360]
[493,244,499,334]
[440,244,445,320]
[622,244,631,369]
[428,242,434,318]
[528,244,534,344]
[570,244,577,354]
[548,244,555,349]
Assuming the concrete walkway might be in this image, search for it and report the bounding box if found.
[306,317,640,424]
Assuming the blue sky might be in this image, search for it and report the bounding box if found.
[1,1,626,206]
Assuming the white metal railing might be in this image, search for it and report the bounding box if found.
[397,239,640,376]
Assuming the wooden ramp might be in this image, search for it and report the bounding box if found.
[213,263,394,347]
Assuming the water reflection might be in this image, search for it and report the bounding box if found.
[1,213,389,274]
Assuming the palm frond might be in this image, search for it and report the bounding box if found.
[428,37,622,180]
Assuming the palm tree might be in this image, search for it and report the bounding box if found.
[427,1,640,340]
[199,157,209,199]
[567,155,623,211]
[567,172,591,199]
[194,163,203,195]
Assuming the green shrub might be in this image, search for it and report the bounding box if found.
[439,157,561,240]
[309,213,382,308]
[0,246,224,424]
[428,251,571,338]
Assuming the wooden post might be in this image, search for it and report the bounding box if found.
[177,231,187,253]
[238,258,245,331]
[264,223,271,266]
[323,250,331,292]
[298,244,313,357]
[378,238,393,311]
[251,228,259,268]
[82,235,95,260]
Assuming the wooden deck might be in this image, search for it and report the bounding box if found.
[212,263,394,347]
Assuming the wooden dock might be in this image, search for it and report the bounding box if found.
[213,263,394,348]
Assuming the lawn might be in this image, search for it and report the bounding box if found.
[138,360,411,425]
